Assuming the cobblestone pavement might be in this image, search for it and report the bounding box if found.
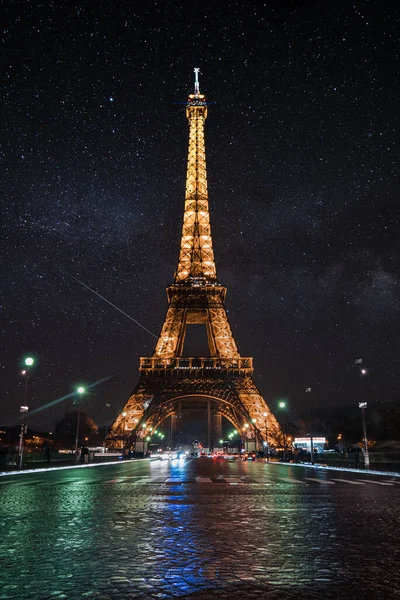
[1,459,399,600]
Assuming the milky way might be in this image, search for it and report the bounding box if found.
[1,1,398,429]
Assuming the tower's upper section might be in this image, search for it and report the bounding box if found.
[174,68,218,285]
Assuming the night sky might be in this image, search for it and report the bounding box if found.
[1,1,398,431]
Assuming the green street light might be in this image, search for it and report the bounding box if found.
[146,436,151,441]
[74,386,86,461]
[219,439,224,444]
[25,357,34,367]
[278,400,286,409]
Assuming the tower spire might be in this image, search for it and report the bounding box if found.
[194,67,200,95]
[175,69,217,284]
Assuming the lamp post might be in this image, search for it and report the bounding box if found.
[304,388,315,464]
[18,405,29,469]
[104,402,111,444]
[122,411,128,453]
[251,418,257,451]
[359,402,370,469]
[243,423,249,452]
[18,356,35,469]
[263,412,269,461]
[74,386,86,462]
[277,400,287,461]
[355,360,370,469]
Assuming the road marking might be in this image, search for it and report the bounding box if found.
[278,477,308,484]
[305,477,335,485]
[128,477,152,485]
[165,478,182,484]
[215,475,244,484]
[383,479,400,484]
[104,477,129,484]
[331,478,365,485]
[196,477,213,483]
[358,479,393,486]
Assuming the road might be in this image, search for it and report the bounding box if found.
[1,457,399,600]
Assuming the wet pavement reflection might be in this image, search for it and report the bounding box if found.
[0,458,399,599]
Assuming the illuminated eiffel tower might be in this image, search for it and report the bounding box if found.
[108,69,282,450]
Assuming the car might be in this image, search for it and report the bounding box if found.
[242,451,256,461]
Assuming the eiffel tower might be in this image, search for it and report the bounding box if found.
[108,69,282,450]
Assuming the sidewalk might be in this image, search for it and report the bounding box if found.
[268,460,400,477]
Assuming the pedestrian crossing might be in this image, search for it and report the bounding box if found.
[99,475,399,487]
[1,475,398,487]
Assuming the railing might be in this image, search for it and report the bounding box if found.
[140,356,253,373]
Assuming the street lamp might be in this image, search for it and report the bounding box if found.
[251,418,258,451]
[359,402,370,469]
[121,411,128,451]
[74,386,86,461]
[277,400,289,461]
[356,359,370,469]
[18,405,29,469]
[263,412,269,461]
[242,423,249,451]
[18,356,35,469]
[305,387,315,464]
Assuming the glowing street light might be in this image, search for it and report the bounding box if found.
[18,356,36,469]
[355,359,370,469]
[74,386,86,461]
[278,400,286,409]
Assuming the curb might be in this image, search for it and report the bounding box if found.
[267,461,400,478]
[0,458,148,478]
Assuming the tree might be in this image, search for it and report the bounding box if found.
[53,411,99,447]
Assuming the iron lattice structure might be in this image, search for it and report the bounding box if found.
[108,69,282,448]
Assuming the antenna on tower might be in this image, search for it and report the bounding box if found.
[194,67,200,95]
